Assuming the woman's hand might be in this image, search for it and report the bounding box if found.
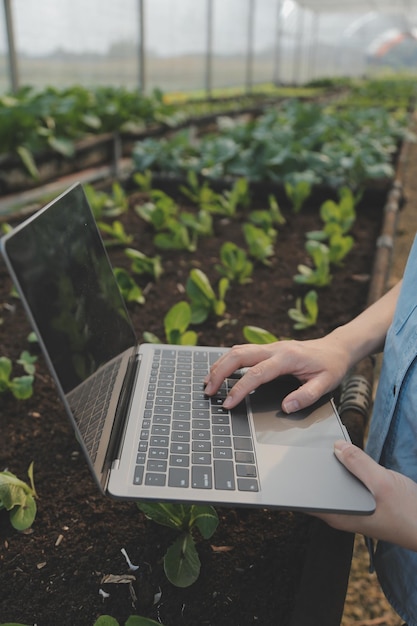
[317,441,417,552]
[204,335,351,412]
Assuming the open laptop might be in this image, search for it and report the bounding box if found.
[0,183,375,514]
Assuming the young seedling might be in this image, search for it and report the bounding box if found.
[288,290,319,330]
[186,269,229,324]
[84,182,129,219]
[243,326,279,344]
[284,178,312,214]
[114,268,145,305]
[133,169,153,192]
[0,462,37,530]
[163,301,198,346]
[125,248,163,281]
[215,241,253,285]
[242,223,275,266]
[98,220,134,247]
[137,502,219,587]
[0,353,36,400]
[134,190,178,230]
[294,240,332,287]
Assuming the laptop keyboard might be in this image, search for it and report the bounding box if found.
[68,358,121,463]
[133,348,259,492]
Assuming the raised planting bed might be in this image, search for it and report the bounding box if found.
[0,174,391,626]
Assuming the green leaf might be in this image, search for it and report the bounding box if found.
[243,326,279,344]
[164,532,200,587]
[16,145,39,180]
[92,617,120,626]
[9,495,36,531]
[47,135,75,158]
[125,615,164,626]
[190,505,219,539]
[137,502,190,531]
[10,375,34,400]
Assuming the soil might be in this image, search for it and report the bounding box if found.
[0,178,388,626]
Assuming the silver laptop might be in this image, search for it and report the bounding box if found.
[0,183,375,515]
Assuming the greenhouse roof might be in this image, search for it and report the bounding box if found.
[296,0,416,14]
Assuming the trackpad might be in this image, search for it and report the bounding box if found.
[248,376,343,448]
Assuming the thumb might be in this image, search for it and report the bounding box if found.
[333,440,379,491]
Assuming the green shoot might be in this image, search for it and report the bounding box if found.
[294,240,332,287]
[243,326,279,344]
[186,269,229,324]
[242,223,275,266]
[164,301,198,345]
[284,178,312,214]
[98,220,134,247]
[84,182,128,219]
[133,169,153,192]
[137,502,218,587]
[0,354,35,399]
[114,268,145,304]
[0,462,37,530]
[125,248,163,281]
[215,242,253,285]
[288,290,319,330]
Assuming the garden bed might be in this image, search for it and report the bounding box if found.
[0,177,387,626]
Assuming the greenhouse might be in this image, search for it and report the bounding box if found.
[1,1,417,626]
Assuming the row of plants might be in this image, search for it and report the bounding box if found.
[2,77,415,190]
[132,97,411,189]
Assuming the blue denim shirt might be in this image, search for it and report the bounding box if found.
[366,233,417,625]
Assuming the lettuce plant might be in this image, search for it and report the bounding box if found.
[242,223,275,266]
[0,354,36,400]
[215,241,253,284]
[114,268,145,305]
[243,326,279,344]
[0,463,37,531]
[186,269,229,324]
[98,220,134,247]
[93,616,162,626]
[294,240,332,287]
[125,248,163,281]
[137,503,218,587]
[288,290,318,330]
[284,178,312,214]
[143,301,197,346]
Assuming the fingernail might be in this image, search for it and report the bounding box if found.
[283,399,299,414]
[204,381,213,395]
[223,395,233,409]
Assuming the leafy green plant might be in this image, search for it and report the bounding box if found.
[327,232,354,265]
[114,268,145,304]
[84,182,128,219]
[143,301,197,346]
[243,326,279,344]
[242,223,275,266]
[179,170,218,209]
[284,178,312,214]
[137,502,218,587]
[215,241,253,284]
[288,290,319,330]
[179,208,213,238]
[0,462,37,531]
[294,240,332,287]
[125,248,163,281]
[186,269,229,324]
[135,190,178,229]
[133,169,153,192]
[0,353,36,399]
[98,220,134,247]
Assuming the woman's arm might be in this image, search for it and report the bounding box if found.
[204,281,402,412]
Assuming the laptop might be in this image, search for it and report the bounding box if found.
[0,183,375,514]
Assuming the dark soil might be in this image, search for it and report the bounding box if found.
[0,180,386,626]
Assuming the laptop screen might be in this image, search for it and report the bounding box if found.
[3,184,137,394]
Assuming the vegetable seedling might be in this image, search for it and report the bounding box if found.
[288,290,319,330]
[186,269,229,324]
[0,355,35,400]
[0,462,37,531]
[137,502,219,587]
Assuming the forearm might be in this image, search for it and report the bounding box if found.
[328,281,402,371]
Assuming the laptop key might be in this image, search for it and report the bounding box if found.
[145,472,166,486]
[231,402,251,436]
[192,465,212,489]
[214,460,235,490]
[168,467,189,488]
[237,478,259,492]
[133,465,144,485]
